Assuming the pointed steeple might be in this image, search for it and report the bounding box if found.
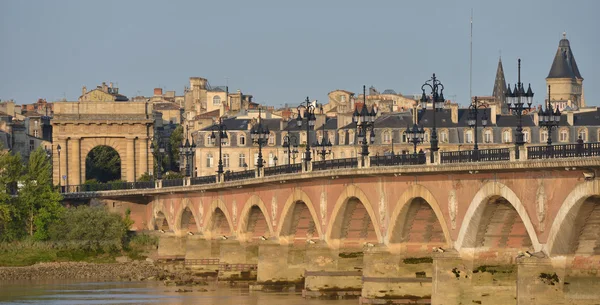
[547,32,583,80]
[492,57,507,112]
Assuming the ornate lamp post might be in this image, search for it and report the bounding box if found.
[420,74,445,162]
[314,121,332,160]
[210,117,228,176]
[406,123,425,155]
[251,109,269,169]
[179,138,196,177]
[57,144,61,190]
[296,97,316,167]
[538,85,561,147]
[353,85,377,166]
[506,59,534,151]
[467,96,489,161]
[283,134,299,169]
[150,140,165,179]
[273,156,278,167]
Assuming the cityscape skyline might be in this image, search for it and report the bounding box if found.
[1,0,598,108]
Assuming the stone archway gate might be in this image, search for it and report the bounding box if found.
[52,101,154,186]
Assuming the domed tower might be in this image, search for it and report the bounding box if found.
[546,32,584,110]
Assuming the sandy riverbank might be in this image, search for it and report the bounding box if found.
[0,261,164,281]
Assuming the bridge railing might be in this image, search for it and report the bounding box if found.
[162,178,184,188]
[62,180,156,193]
[190,175,217,185]
[370,152,426,167]
[312,158,358,171]
[527,142,600,159]
[264,163,302,177]
[440,148,510,164]
[224,169,256,182]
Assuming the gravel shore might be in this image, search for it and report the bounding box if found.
[0,261,164,281]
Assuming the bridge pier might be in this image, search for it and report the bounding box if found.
[468,251,518,305]
[517,257,566,305]
[183,236,221,274]
[562,255,600,304]
[218,238,258,281]
[157,233,186,259]
[252,241,306,291]
[431,250,473,305]
[360,247,433,304]
[303,241,363,299]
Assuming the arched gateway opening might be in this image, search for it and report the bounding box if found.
[85,145,121,183]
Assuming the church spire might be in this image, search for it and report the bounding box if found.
[492,56,507,112]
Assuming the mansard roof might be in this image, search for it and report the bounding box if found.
[547,34,583,80]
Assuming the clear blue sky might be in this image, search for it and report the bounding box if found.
[1,0,598,108]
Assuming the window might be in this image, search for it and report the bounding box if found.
[560,129,568,142]
[523,129,530,143]
[340,96,346,103]
[383,131,391,144]
[503,130,511,143]
[268,132,275,145]
[484,130,492,143]
[34,121,38,127]
[206,134,215,146]
[349,131,355,145]
[578,129,588,142]
[213,96,221,106]
[206,153,213,167]
[338,131,345,145]
[465,130,473,143]
[268,152,274,166]
[29,140,34,151]
[34,130,39,138]
[401,132,407,143]
[239,134,246,145]
[300,132,307,145]
[440,131,448,143]
[239,153,246,168]
[340,151,345,158]
[424,131,430,143]
[223,153,230,168]
[541,130,548,143]
[254,153,259,166]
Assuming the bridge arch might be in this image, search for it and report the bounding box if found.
[151,199,173,231]
[456,181,541,252]
[386,184,451,249]
[547,180,600,255]
[326,184,382,248]
[204,199,234,239]
[238,195,274,242]
[277,188,322,244]
[174,198,201,235]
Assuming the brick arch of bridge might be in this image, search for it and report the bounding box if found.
[152,199,173,231]
[455,181,541,252]
[237,195,274,242]
[173,198,202,236]
[385,184,451,250]
[276,188,323,243]
[79,137,127,182]
[546,180,600,256]
[203,198,234,239]
[326,184,382,248]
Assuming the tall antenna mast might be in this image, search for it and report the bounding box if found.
[469,9,473,104]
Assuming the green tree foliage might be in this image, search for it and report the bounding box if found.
[48,205,133,252]
[0,146,24,241]
[169,125,184,164]
[137,172,154,182]
[85,146,121,183]
[18,147,63,240]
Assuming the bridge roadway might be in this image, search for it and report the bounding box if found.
[64,149,600,305]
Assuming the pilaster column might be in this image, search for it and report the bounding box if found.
[55,138,68,186]
[69,137,81,186]
[126,137,136,182]
[139,137,148,176]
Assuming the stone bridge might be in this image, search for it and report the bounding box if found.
[75,152,600,305]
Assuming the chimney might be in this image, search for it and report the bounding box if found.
[450,103,459,123]
[567,110,574,126]
[154,88,163,96]
[490,105,497,125]
[82,86,87,96]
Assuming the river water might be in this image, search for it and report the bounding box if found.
[0,280,357,305]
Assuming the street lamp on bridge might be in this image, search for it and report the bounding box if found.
[506,59,534,154]
[467,96,488,161]
[251,108,269,170]
[210,117,228,177]
[150,140,165,180]
[353,85,377,166]
[179,138,196,177]
[420,74,445,163]
[296,97,316,167]
[406,123,425,155]
[539,85,561,147]
[282,134,299,169]
[314,118,332,161]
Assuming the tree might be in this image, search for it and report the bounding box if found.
[167,125,184,172]
[0,146,24,241]
[18,147,63,240]
[85,146,121,183]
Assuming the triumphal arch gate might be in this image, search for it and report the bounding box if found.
[51,101,154,186]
